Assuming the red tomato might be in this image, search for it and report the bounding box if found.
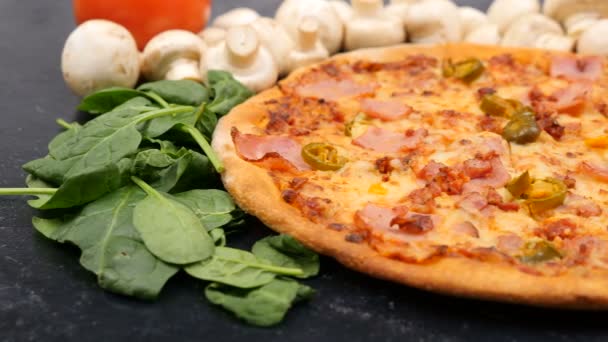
[73,0,212,50]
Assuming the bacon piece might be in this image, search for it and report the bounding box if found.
[550,55,603,81]
[478,115,503,134]
[537,116,565,140]
[496,234,524,253]
[578,161,608,182]
[417,161,468,195]
[295,79,376,101]
[462,157,510,194]
[562,236,606,266]
[536,218,578,241]
[562,193,602,218]
[375,157,394,175]
[354,204,396,231]
[352,127,427,153]
[406,185,439,214]
[477,87,496,99]
[231,128,311,171]
[463,158,493,179]
[452,222,480,238]
[360,98,413,121]
[391,214,434,235]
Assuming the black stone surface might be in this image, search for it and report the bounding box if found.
[0,1,605,341]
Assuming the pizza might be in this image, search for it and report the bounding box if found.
[212,43,608,309]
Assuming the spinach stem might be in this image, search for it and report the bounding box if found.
[145,91,170,108]
[134,106,194,125]
[55,118,73,130]
[0,188,57,196]
[179,125,224,173]
[193,103,206,123]
[130,176,159,198]
[131,106,161,112]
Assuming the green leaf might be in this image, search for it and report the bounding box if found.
[195,108,218,138]
[131,149,192,192]
[141,108,198,139]
[131,177,215,265]
[205,279,313,327]
[210,228,226,247]
[78,87,147,114]
[206,70,253,116]
[184,247,303,288]
[138,80,210,106]
[170,151,217,192]
[173,189,237,229]
[252,235,320,279]
[29,160,132,210]
[25,175,55,208]
[31,186,178,300]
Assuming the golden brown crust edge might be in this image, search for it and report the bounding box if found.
[212,43,608,309]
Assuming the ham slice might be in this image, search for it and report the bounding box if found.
[550,55,603,81]
[578,161,608,182]
[354,203,438,235]
[295,79,376,101]
[551,82,592,116]
[352,127,427,153]
[462,157,510,194]
[360,98,413,121]
[231,128,310,171]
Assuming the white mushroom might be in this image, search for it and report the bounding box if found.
[458,6,489,38]
[202,26,278,93]
[141,30,205,82]
[275,0,344,54]
[464,24,501,45]
[487,0,540,34]
[61,20,140,96]
[543,0,608,39]
[212,7,260,30]
[501,14,575,52]
[578,19,608,55]
[287,17,330,73]
[403,0,462,44]
[385,0,419,24]
[329,0,353,24]
[199,27,226,47]
[344,0,405,50]
[248,17,295,76]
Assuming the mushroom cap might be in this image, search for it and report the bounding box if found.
[141,30,205,81]
[458,6,489,37]
[535,33,575,52]
[578,19,608,55]
[564,12,601,39]
[61,19,140,97]
[275,0,344,54]
[345,0,405,50]
[501,13,564,48]
[212,7,260,30]
[404,0,462,44]
[543,0,608,23]
[249,17,295,76]
[199,27,227,47]
[487,0,540,34]
[288,17,330,72]
[329,1,353,23]
[464,24,500,45]
[203,26,278,93]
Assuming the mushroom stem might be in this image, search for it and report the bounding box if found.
[165,58,202,81]
[298,17,320,51]
[352,0,383,16]
[226,26,260,68]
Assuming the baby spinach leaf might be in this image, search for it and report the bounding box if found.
[25,175,54,208]
[31,186,178,300]
[138,80,210,106]
[195,108,218,139]
[184,247,303,288]
[173,189,237,229]
[252,235,320,279]
[141,108,198,139]
[169,151,217,192]
[131,149,192,193]
[131,177,214,264]
[205,279,314,327]
[210,228,226,247]
[206,70,253,116]
[78,87,147,114]
[30,159,132,210]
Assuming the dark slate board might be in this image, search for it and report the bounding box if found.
[0,1,604,341]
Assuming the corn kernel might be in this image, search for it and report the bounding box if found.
[585,136,608,148]
[368,183,388,195]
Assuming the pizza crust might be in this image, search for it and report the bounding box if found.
[213,43,608,309]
